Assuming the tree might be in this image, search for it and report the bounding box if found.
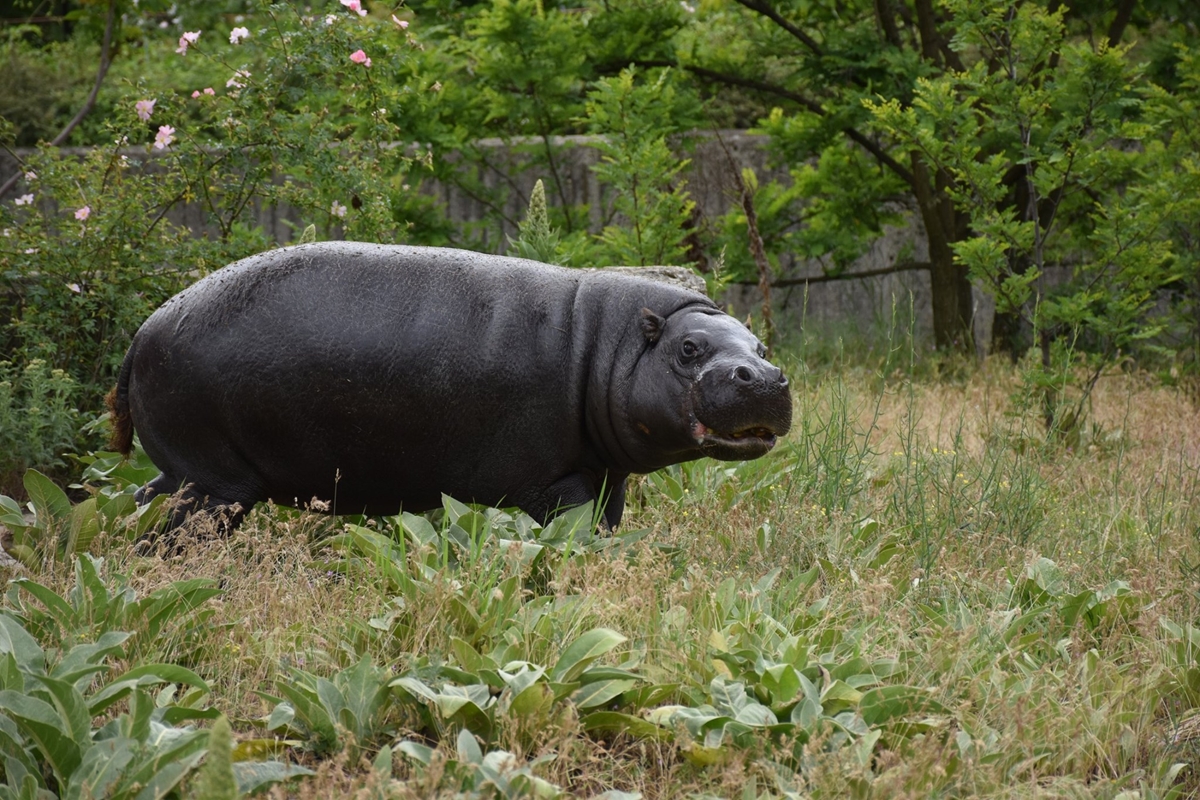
[616,0,1199,353]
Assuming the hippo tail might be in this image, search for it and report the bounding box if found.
[105,343,136,457]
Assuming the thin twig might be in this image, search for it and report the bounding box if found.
[714,131,775,354]
[0,0,117,198]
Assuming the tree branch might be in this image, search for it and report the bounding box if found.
[874,0,904,49]
[731,0,824,57]
[0,0,117,198]
[622,59,916,186]
[1106,0,1138,47]
[735,260,931,288]
[714,130,775,353]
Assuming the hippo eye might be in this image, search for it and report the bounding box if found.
[756,344,766,358]
[681,340,699,359]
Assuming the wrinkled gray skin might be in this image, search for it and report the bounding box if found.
[111,242,792,533]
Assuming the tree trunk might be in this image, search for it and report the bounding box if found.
[911,154,973,350]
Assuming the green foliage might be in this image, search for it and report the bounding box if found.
[583,68,698,267]
[0,0,427,457]
[0,561,311,799]
[5,552,220,662]
[507,179,569,265]
[0,579,213,799]
[864,2,1185,429]
[260,655,392,760]
[0,360,80,479]
[0,29,98,147]
[0,469,166,568]
[397,729,564,799]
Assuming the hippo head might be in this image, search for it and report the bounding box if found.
[623,306,793,468]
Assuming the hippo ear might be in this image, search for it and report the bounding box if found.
[640,308,665,343]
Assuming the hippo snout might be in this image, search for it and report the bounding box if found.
[690,358,793,461]
[731,362,787,389]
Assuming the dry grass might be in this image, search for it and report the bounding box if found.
[7,360,1200,797]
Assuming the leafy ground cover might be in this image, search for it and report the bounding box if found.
[2,351,1200,798]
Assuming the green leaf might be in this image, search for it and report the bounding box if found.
[0,690,82,783]
[23,470,71,528]
[573,679,638,710]
[91,664,210,717]
[28,675,90,747]
[550,628,627,684]
[0,616,45,674]
[858,686,948,727]
[12,579,75,629]
[456,728,483,765]
[232,761,315,796]
[372,743,392,779]
[71,737,137,800]
[65,498,100,558]
[396,739,435,766]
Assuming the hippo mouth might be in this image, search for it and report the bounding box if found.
[690,418,780,458]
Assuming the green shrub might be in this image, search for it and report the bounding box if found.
[0,360,79,481]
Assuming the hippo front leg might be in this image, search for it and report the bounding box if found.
[522,472,628,530]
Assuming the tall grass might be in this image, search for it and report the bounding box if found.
[4,338,1200,797]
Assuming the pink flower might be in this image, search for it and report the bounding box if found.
[154,125,176,150]
[75,206,90,221]
[135,99,156,121]
[24,171,36,181]
[349,49,371,67]
[175,30,200,55]
[204,87,215,95]
[340,0,367,16]
[230,26,250,44]
[14,194,34,206]
[330,200,347,218]
[191,90,201,98]
[391,14,409,29]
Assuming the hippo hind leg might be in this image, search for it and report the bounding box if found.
[135,473,255,548]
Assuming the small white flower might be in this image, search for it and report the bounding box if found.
[24,248,38,254]
[325,13,337,25]
[230,26,250,44]
[24,171,36,181]
[14,194,34,206]
[330,200,347,218]
[67,283,81,293]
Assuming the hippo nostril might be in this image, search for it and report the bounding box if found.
[733,365,754,384]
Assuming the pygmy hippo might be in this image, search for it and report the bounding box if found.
[107,243,792,533]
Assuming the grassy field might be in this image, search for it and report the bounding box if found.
[3,349,1200,798]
